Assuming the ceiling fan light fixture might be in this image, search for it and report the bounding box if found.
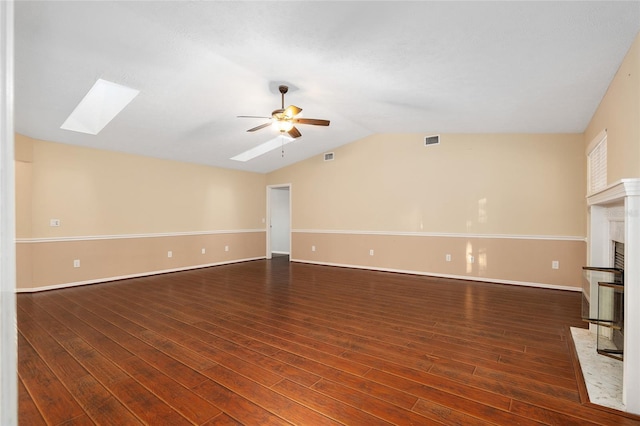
[272,120,294,132]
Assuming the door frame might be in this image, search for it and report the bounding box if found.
[1,1,17,424]
[266,183,292,260]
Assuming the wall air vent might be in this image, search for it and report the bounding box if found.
[324,152,334,161]
[424,135,440,146]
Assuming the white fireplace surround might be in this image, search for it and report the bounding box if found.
[587,178,640,414]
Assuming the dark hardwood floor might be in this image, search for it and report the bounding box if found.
[17,257,640,425]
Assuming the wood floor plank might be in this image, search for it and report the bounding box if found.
[201,364,341,425]
[272,379,395,425]
[193,317,372,376]
[363,366,514,413]
[16,257,640,425]
[57,414,96,425]
[51,293,214,390]
[412,398,499,426]
[108,377,193,425]
[17,334,85,425]
[509,399,602,426]
[192,378,291,426]
[310,378,436,425]
[272,350,419,410]
[18,307,141,425]
[202,412,244,425]
[118,356,222,424]
[18,377,46,426]
[98,290,322,388]
[365,369,544,425]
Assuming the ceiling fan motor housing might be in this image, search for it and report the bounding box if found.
[239,83,329,139]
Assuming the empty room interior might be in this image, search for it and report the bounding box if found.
[3,1,640,425]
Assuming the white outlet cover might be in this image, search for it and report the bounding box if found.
[445,254,452,262]
[552,260,560,269]
[50,218,60,227]
[311,245,316,252]
[73,259,80,268]
[225,245,229,252]
[369,249,374,256]
[168,251,173,258]
[201,248,206,254]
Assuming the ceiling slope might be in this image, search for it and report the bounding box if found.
[14,1,640,173]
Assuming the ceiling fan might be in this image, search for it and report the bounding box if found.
[238,85,330,138]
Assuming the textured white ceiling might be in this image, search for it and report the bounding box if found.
[14,1,640,173]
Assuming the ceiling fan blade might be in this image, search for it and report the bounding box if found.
[238,115,271,119]
[293,118,330,126]
[284,105,302,118]
[287,126,302,138]
[246,122,272,132]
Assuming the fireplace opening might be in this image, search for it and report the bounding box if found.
[581,240,624,360]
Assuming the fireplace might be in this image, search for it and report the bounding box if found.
[585,178,640,413]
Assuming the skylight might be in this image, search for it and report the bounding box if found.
[60,78,139,135]
[231,135,295,162]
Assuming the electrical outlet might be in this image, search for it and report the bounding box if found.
[201,248,206,254]
[369,249,374,256]
[167,251,172,258]
[73,259,80,268]
[311,245,316,252]
[50,218,60,227]
[552,260,559,269]
[445,254,452,262]
[469,255,475,263]
[224,245,229,252]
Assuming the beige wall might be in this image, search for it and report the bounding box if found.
[585,32,640,181]
[268,133,587,288]
[15,134,33,238]
[16,135,267,290]
[269,133,585,235]
[24,137,266,238]
[22,232,265,291]
[294,233,585,289]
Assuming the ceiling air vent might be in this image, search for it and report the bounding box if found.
[324,152,335,161]
[424,135,440,146]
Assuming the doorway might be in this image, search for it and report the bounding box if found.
[266,184,291,260]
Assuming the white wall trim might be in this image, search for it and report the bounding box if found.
[266,183,292,260]
[587,178,640,206]
[16,229,266,244]
[0,0,17,424]
[16,256,266,293]
[292,229,585,242]
[291,258,581,292]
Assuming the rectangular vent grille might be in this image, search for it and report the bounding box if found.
[324,152,334,161]
[424,135,440,146]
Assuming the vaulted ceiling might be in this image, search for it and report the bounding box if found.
[14,1,640,173]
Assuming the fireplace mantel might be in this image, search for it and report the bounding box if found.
[587,178,640,206]
[587,178,640,414]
